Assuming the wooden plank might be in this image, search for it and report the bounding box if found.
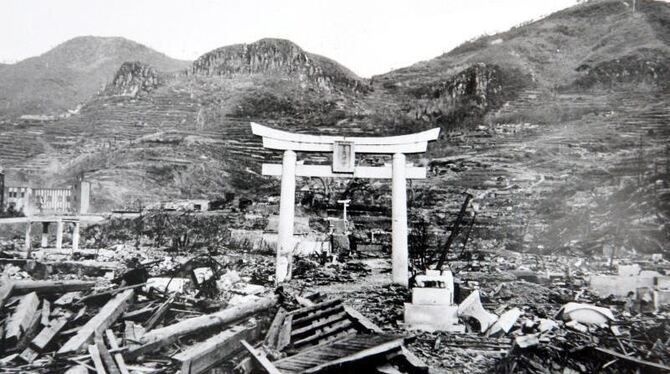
[5,292,39,343]
[129,295,277,358]
[30,316,69,351]
[55,292,81,306]
[12,280,96,295]
[400,346,429,373]
[343,306,383,333]
[594,346,670,371]
[264,308,287,349]
[291,299,342,319]
[302,337,406,374]
[95,334,121,374]
[18,347,39,364]
[240,340,282,374]
[251,122,440,146]
[143,296,173,330]
[173,323,261,374]
[41,299,51,326]
[124,321,145,349]
[77,283,144,304]
[293,305,344,327]
[58,289,134,354]
[0,279,14,310]
[277,314,293,351]
[64,366,89,374]
[291,320,354,348]
[291,313,347,337]
[261,164,427,179]
[105,329,130,374]
[16,310,42,351]
[87,344,107,374]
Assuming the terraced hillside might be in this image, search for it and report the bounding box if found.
[1,0,669,255]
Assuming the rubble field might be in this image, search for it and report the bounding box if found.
[1,231,670,374]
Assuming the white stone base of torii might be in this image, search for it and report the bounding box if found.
[251,122,440,286]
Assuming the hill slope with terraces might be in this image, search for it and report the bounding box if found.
[1,0,669,255]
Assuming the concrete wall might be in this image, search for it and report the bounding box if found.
[71,180,90,214]
[33,188,72,213]
[589,275,656,297]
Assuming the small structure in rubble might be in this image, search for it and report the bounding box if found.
[404,270,465,332]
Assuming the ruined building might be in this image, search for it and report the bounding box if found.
[1,175,90,215]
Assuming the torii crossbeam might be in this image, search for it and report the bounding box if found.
[251,122,440,286]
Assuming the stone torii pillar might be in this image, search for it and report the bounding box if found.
[41,222,50,248]
[251,122,440,286]
[71,221,80,253]
[392,153,408,284]
[276,150,297,282]
[55,218,63,250]
[25,221,32,252]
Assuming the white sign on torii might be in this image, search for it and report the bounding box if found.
[251,122,440,286]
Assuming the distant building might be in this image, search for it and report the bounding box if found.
[32,188,72,213]
[4,185,31,212]
[1,175,91,215]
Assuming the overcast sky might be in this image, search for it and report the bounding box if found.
[0,0,584,77]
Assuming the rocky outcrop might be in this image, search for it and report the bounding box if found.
[405,63,524,127]
[572,49,670,90]
[191,38,368,93]
[107,61,162,97]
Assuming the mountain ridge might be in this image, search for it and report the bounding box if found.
[0,36,190,117]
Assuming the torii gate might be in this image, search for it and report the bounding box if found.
[251,122,440,286]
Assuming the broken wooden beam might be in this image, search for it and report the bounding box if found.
[594,346,670,372]
[291,319,354,348]
[174,322,261,374]
[88,344,107,374]
[343,305,383,333]
[16,309,42,351]
[123,321,145,351]
[241,340,282,374]
[64,365,89,374]
[18,348,39,365]
[5,292,39,344]
[400,346,429,373]
[143,296,173,330]
[105,329,130,374]
[77,283,145,304]
[0,279,14,310]
[302,337,406,374]
[12,280,96,295]
[19,316,69,363]
[292,298,342,319]
[95,333,121,374]
[264,308,287,349]
[277,314,293,351]
[40,299,51,326]
[58,289,134,354]
[129,295,277,357]
[292,303,344,326]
